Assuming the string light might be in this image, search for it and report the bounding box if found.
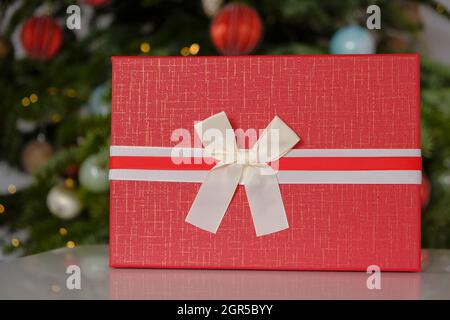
[21,97,30,107]
[66,240,76,248]
[189,43,200,55]
[47,87,58,95]
[180,47,190,56]
[140,42,151,53]
[11,238,20,247]
[30,93,38,103]
[0,204,5,214]
[51,113,62,123]
[64,178,75,189]
[7,184,16,194]
[64,88,77,98]
[59,227,68,236]
[21,94,39,107]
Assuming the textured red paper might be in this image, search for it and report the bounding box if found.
[110,54,421,271]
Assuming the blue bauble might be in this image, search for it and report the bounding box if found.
[330,25,375,54]
[86,84,110,116]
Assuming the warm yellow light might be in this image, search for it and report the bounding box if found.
[7,184,16,194]
[11,238,20,247]
[30,93,38,103]
[51,113,62,123]
[189,43,200,55]
[140,42,151,53]
[180,47,190,56]
[47,87,58,95]
[59,227,68,236]
[64,88,77,98]
[67,240,76,248]
[0,204,5,214]
[21,97,30,107]
[64,178,75,189]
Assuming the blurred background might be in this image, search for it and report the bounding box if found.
[0,0,449,260]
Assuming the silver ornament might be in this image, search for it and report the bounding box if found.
[86,84,110,116]
[202,0,223,17]
[46,185,82,220]
[16,118,37,133]
[79,154,109,193]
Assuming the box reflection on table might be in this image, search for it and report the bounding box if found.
[109,267,421,300]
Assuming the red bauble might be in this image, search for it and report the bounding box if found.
[210,3,263,55]
[421,172,430,209]
[20,16,62,60]
[64,164,79,178]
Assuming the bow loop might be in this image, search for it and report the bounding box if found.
[251,116,300,164]
[194,111,237,163]
[186,112,300,236]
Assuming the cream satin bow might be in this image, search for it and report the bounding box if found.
[185,112,300,236]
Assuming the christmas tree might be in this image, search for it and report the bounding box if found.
[0,0,449,257]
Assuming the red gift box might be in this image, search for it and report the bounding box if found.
[110,54,421,271]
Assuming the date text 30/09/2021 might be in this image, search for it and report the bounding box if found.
[177,304,273,318]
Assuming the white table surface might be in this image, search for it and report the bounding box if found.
[0,245,449,299]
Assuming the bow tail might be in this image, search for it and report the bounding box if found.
[243,166,289,236]
[185,164,243,233]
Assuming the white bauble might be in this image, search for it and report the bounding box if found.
[202,0,223,17]
[46,185,82,220]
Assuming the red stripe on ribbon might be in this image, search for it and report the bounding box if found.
[109,156,422,171]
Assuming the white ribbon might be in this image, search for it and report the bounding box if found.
[185,112,300,237]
